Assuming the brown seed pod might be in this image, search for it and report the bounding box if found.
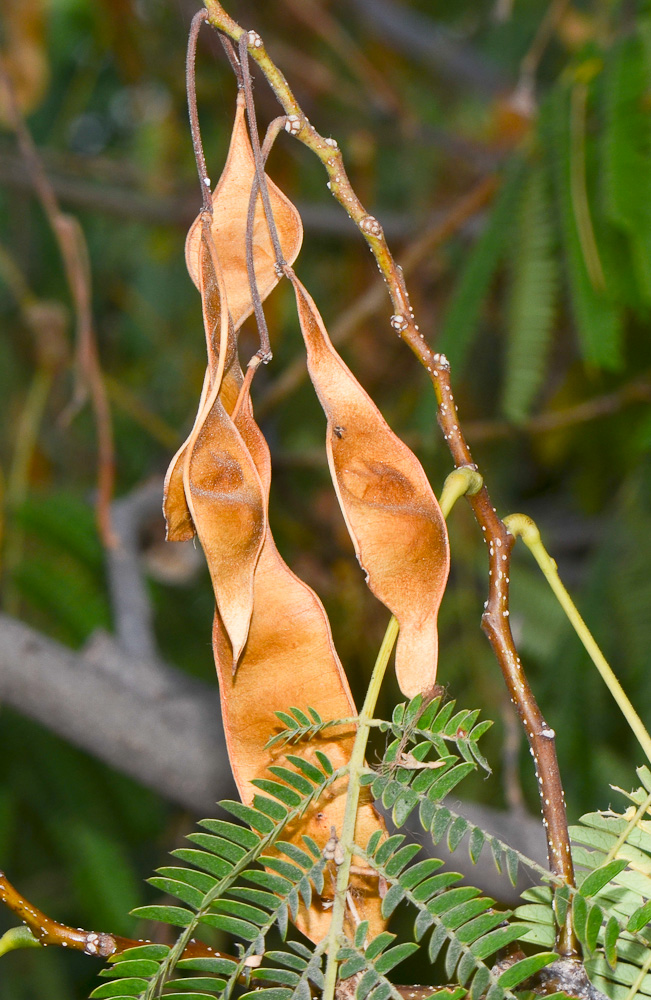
[213,374,387,943]
[289,272,450,699]
[185,91,303,331]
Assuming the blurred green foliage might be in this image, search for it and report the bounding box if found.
[2,0,651,996]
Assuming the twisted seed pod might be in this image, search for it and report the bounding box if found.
[185,90,303,330]
[289,272,450,699]
[213,366,387,943]
[164,90,302,540]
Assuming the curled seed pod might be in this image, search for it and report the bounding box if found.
[185,91,303,330]
[289,273,450,699]
[164,226,266,664]
[213,375,387,943]
[163,226,236,542]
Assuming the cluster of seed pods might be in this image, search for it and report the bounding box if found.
[163,91,450,942]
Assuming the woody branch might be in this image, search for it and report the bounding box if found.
[199,0,577,948]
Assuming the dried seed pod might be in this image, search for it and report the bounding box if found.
[289,273,450,699]
[185,91,303,330]
[213,378,387,943]
[164,227,265,663]
[186,393,265,667]
[162,226,234,542]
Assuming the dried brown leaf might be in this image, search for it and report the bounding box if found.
[289,273,450,699]
[185,91,303,330]
[213,374,387,943]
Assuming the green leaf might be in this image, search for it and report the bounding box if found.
[177,958,238,974]
[580,858,629,897]
[585,902,604,954]
[572,892,589,944]
[373,942,419,974]
[284,755,326,784]
[497,952,556,988]
[166,977,227,991]
[628,898,651,934]
[544,85,623,370]
[0,926,41,957]
[438,158,526,372]
[252,780,302,809]
[130,904,193,927]
[98,960,160,978]
[186,832,247,863]
[502,163,558,423]
[171,848,231,879]
[505,850,519,887]
[470,925,523,961]
[222,800,276,834]
[198,819,259,850]
[147,877,203,909]
[469,828,485,864]
[447,817,469,853]
[112,944,170,963]
[156,868,217,894]
[604,914,620,969]
[381,883,406,917]
[199,913,260,941]
[428,764,476,803]
[90,980,148,999]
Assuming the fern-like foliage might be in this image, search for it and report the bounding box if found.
[514,765,651,1000]
[601,29,651,302]
[92,693,561,1000]
[437,157,526,374]
[543,82,623,371]
[355,833,556,1000]
[92,754,340,1000]
[502,162,558,424]
[360,695,549,889]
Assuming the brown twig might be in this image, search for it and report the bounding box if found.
[187,8,213,214]
[257,174,497,417]
[201,0,578,955]
[0,57,116,548]
[0,870,233,963]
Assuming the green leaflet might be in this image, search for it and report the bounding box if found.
[544,83,623,371]
[361,834,548,1000]
[502,163,558,424]
[437,157,526,373]
[601,30,651,302]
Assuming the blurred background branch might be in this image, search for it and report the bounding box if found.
[2,0,651,995]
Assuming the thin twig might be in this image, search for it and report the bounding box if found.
[463,375,651,443]
[200,1,578,956]
[0,58,116,547]
[257,175,497,417]
[518,0,570,97]
[0,870,236,964]
[187,9,213,213]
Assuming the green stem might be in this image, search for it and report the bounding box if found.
[321,615,399,1000]
[438,466,483,520]
[504,513,651,768]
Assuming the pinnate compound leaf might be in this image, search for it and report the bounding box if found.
[289,272,450,698]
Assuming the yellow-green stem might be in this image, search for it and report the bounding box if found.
[321,470,481,999]
[438,466,483,520]
[321,614,399,1000]
[504,513,651,768]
